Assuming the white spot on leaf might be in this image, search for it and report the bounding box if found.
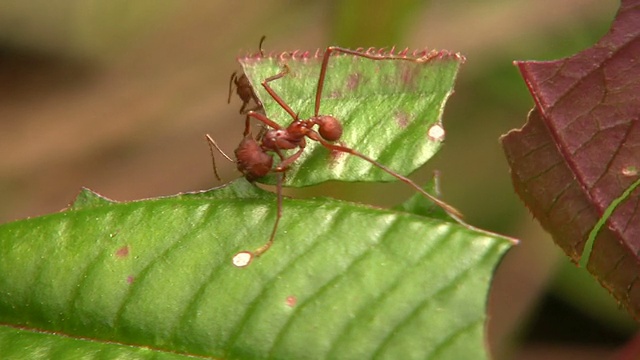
[428,124,445,141]
[232,252,253,268]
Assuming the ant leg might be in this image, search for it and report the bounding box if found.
[233,170,285,267]
[258,35,266,57]
[250,93,263,112]
[227,71,238,104]
[247,102,264,115]
[274,138,307,171]
[314,46,422,116]
[205,134,234,181]
[247,110,283,130]
[309,132,463,219]
[255,123,268,139]
[261,65,299,121]
[243,114,252,136]
[253,170,285,257]
[239,102,248,115]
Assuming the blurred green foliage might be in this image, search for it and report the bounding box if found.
[330,0,428,46]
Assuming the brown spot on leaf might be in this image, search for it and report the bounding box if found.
[395,111,410,128]
[327,142,347,166]
[127,275,135,284]
[329,90,342,99]
[115,246,129,258]
[346,72,362,91]
[399,62,420,91]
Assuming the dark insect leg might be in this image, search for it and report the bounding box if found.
[247,110,283,130]
[314,46,423,116]
[274,138,307,171]
[260,65,298,121]
[258,35,266,57]
[308,131,462,218]
[205,134,234,181]
[251,170,285,258]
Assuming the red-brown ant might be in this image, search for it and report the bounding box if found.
[228,36,266,118]
[228,47,462,267]
[207,37,269,181]
[228,72,261,115]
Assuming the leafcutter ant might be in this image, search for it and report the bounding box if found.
[207,36,269,181]
[226,47,462,267]
[228,36,266,119]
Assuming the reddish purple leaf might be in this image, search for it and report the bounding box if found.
[501,0,640,319]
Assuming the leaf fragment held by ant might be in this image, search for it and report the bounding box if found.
[238,47,464,187]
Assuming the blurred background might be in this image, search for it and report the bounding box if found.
[0,0,635,358]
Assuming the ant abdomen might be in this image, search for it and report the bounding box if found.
[314,115,343,141]
[235,135,273,181]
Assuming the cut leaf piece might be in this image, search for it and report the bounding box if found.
[501,0,640,319]
[238,48,463,187]
[0,179,514,359]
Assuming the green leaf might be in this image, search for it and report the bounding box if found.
[0,326,190,360]
[0,179,514,359]
[239,49,463,187]
[394,172,455,221]
[2,46,511,358]
[67,188,116,210]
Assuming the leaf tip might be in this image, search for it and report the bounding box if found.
[66,187,116,211]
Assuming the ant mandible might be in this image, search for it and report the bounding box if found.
[231,46,462,267]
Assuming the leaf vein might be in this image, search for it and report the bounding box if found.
[371,242,496,357]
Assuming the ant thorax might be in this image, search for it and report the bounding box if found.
[262,127,305,151]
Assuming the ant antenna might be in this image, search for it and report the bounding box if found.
[205,134,233,181]
[227,71,238,104]
[258,35,266,57]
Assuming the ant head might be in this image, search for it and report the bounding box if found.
[315,115,343,141]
